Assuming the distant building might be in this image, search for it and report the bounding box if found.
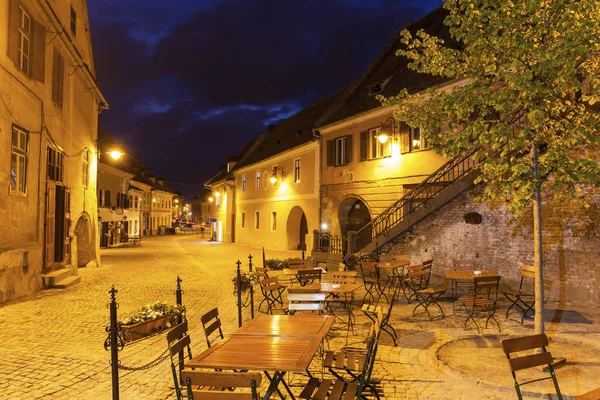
[190,191,214,223]
[97,163,134,248]
[0,0,108,301]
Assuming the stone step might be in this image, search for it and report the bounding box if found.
[51,275,81,289]
[42,268,73,287]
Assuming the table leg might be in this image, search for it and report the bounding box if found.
[263,371,295,400]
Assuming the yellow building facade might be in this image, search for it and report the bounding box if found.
[0,0,107,301]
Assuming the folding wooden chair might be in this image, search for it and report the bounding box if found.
[259,277,287,314]
[502,264,535,324]
[501,334,563,400]
[298,269,322,286]
[287,292,326,315]
[403,263,431,304]
[359,262,379,303]
[458,275,501,333]
[200,307,224,348]
[312,321,381,400]
[166,320,194,400]
[361,280,400,346]
[182,370,262,400]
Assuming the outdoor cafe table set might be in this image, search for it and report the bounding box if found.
[185,314,334,400]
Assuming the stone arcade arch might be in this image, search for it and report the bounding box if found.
[74,212,96,267]
[286,206,308,251]
[337,196,371,239]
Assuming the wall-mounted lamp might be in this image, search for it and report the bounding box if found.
[269,166,285,185]
[108,150,123,160]
[208,197,213,202]
[376,116,398,144]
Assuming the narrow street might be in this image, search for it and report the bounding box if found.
[0,234,302,399]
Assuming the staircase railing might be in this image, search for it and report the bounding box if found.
[354,147,480,252]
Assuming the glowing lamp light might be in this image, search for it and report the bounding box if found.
[320,222,328,231]
[377,133,389,144]
[269,175,277,184]
[208,197,213,202]
[109,150,123,160]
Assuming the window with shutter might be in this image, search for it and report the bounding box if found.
[10,125,29,195]
[344,134,352,164]
[399,122,410,154]
[70,6,76,37]
[326,140,334,166]
[360,130,368,161]
[52,47,64,108]
[8,1,45,81]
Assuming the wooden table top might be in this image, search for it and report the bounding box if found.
[185,335,322,372]
[444,269,498,280]
[283,267,327,276]
[376,261,410,269]
[232,314,334,337]
[304,282,362,294]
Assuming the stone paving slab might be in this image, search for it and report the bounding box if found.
[0,234,599,399]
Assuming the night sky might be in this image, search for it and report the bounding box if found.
[88,0,442,199]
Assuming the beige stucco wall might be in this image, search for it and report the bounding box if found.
[235,143,320,251]
[150,190,174,234]
[0,0,104,302]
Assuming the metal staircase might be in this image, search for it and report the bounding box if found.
[353,148,480,254]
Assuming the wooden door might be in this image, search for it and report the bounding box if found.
[45,181,56,269]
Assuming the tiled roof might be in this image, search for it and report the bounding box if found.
[232,87,346,171]
[316,7,455,128]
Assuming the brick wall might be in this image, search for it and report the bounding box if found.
[380,187,600,304]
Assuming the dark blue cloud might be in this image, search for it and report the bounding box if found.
[89,0,441,198]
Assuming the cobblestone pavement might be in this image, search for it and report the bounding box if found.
[0,234,599,399]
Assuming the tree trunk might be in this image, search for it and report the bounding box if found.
[532,142,545,335]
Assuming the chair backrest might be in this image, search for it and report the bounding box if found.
[255,267,269,278]
[473,275,501,302]
[287,292,326,314]
[392,254,411,263]
[166,320,193,399]
[408,263,431,288]
[422,259,433,269]
[298,269,322,286]
[519,264,535,292]
[326,270,357,284]
[501,334,563,398]
[359,261,377,277]
[288,258,312,269]
[452,258,477,270]
[260,276,281,292]
[287,287,321,294]
[356,320,380,399]
[200,307,224,348]
[183,370,262,400]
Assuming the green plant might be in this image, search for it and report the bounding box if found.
[343,252,378,265]
[264,258,288,270]
[119,300,184,327]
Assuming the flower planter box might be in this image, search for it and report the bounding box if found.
[120,314,179,343]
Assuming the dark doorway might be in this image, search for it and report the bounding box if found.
[347,200,371,234]
[299,213,308,250]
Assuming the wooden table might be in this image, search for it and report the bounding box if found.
[186,314,333,399]
[444,269,498,298]
[304,282,361,294]
[232,314,334,337]
[282,267,327,277]
[376,261,410,301]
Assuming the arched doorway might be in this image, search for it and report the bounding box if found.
[287,206,308,250]
[74,212,95,267]
[338,197,371,238]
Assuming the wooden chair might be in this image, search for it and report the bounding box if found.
[182,370,262,400]
[501,334,563,400]
[502,264,535,324]
[403,263,431,303]
[166,320,194,400]
[359,262,379,303]
[326,270,358,284]
[259,276,287,314]
[458,275,501,333]
[361,277,400,346]
[200,307,224,348]
[287,292,326,314]
[308,321,381,400]
[575,387,600,400]
[298,269,322,286]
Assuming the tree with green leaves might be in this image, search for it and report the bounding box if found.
[382,0,600,334]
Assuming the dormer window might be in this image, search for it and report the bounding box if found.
[368,83,381,95]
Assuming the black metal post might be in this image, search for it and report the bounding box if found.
[262,247,266,267]
[302,250,305,260]
[175,275,184,382]
[109,286,120,400]
[248,254,254,319]
[236,260,243,327]
[175,275,183,308]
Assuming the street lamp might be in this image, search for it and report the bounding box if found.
[108,150,123,160]
[376,116,397,144]
[269,166,285,185]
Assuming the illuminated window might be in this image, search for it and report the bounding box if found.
[410,127,428,151]
[335,137,347,165]
[294,159,300,183]
[242,174,246,191]
[17,6,31,74]
[47,147,64,182]
[360,128,391,160]
[82,149,89,187]
[256,171,261,189]
[10,126,28,194]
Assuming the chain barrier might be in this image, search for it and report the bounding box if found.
[112,346,170,371]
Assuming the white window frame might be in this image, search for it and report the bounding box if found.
[10,126,28,195]
[335,136,347,166]
[256,170,261,189]
[242,174,247,191]
[410,127,428,151]
[368,128,391,159]
[216,193,221,207]
[294,159,300,183]
[18,6,31,74]
[82,149,89,187]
